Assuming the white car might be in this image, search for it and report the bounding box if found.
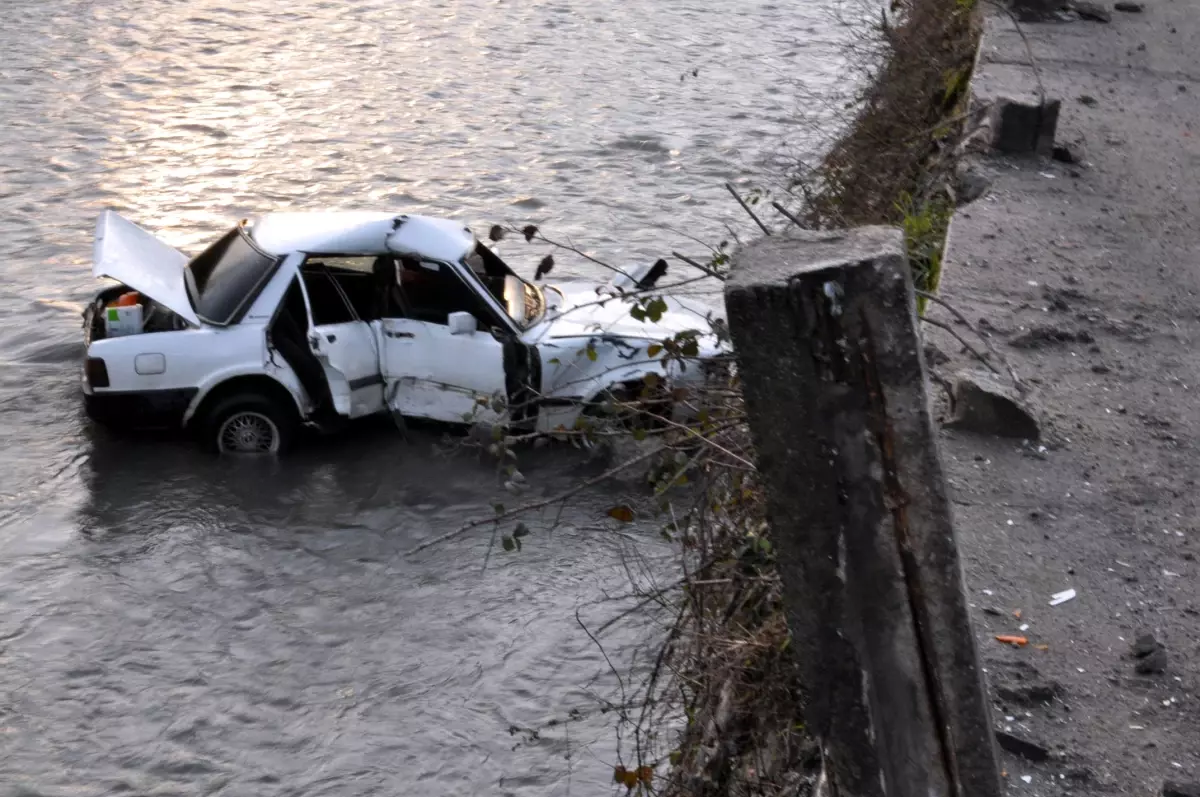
[82,210,726,454]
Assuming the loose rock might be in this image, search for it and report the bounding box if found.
[1012,0,1069,20]
[1053,142,1084,164]
[1114,1,1144,11]
[1163,783,1200,797]
[997,681,1064,706]
[1135,646,1168,674]
[948,370,1042,440]
[1132,632,1160,657]
[1071,0,1112,21]
[1009,324,1095,349]
[956,160,994,204]
[995,730,1051,762]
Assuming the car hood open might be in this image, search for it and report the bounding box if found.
[92,210,200,326]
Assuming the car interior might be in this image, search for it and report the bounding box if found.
[299,255,507,330]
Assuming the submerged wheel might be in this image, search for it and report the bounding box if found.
[202,393,296,455]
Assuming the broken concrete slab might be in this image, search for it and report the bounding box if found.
[948,369,1042,440]
[993,98,1062,156]
[995,730,1051,762]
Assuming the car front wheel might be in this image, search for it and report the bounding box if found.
[203,393,296,455]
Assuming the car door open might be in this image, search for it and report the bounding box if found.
[376,258,509,425]
[298,257,385,418]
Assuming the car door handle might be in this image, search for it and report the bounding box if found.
[386,331,414,339]
[326,334,337,343]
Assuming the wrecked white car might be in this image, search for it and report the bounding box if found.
[83,210,727,454]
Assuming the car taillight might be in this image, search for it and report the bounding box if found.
[85,357,110,388]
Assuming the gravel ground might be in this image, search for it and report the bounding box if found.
[927,2,1200,794]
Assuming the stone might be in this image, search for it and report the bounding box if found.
[1164,783,1200,797]
[1009,324,1095,348]
[924,342,951,367]
[956,161,993,204]
[948,370,1042,440]
[1135,646,1168,674]
[1071,0,1112,21]
[996,681,1063,706]
[1012,0,1067,20]
[1132,632,1160,657]
[1114,1,1144,11]
[995,731,1051,762]
[1053,143,1084,164]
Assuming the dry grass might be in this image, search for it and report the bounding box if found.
[797,0,981,294]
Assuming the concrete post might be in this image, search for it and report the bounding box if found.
[723,228,1002,797]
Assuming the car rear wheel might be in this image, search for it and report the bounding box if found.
[203,393,296,455]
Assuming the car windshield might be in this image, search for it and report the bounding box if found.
[185,226,281,325]
[464,245,546,329]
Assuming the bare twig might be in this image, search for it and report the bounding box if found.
[725,183,773,237]
[983,0,1046,103]
[917,289,1026,393]
[771,201,808,230]
[670,251,726,282]
[920,316,1001,377]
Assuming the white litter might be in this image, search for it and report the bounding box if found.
[1021,775,1033,784]
[1050,588,1077,606]
[983,589,994,596]
[1019,623,1030,631]
[1163,570,1181,577]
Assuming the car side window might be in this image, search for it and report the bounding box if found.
[300,255,389,324]
[393,256,499,328]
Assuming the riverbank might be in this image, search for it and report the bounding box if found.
[928,0,1200,791]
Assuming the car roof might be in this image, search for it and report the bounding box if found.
[247,211,476,262]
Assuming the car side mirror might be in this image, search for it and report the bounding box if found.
[448,311,477,336]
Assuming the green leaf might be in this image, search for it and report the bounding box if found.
[548,357,560,365]
[629,306,647,322]
[585,344,598,362]
[643,372,660,389]
[646,298,668,323]
[502,535,516,552]
[493,502,506,515]
[513,522,531,539]
[633,427,647,442]
[646,344,663,358]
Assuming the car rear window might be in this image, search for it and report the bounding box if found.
[186,227,281,325]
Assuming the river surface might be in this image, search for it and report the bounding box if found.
[0,1,849,794]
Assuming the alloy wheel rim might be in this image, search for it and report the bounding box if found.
[217,411,280,454]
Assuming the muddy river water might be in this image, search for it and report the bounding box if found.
[0,0,848,793]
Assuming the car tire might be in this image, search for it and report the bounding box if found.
[202,392,297,456]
